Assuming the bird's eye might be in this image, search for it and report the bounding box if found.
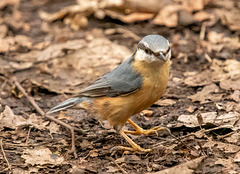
[145,49,150,54]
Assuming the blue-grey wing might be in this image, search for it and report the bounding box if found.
[79,55,143,97]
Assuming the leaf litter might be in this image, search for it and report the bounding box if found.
[0,0,240,173]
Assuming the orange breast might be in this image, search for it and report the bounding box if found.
[92,60,170,132]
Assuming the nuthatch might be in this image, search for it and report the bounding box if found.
[47,35,171,152]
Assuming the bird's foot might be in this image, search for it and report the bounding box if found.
[115,145,152,152]
[124,126,164,136]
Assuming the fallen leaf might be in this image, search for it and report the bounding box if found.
[17,37,131,94]
[203,141,240,154]
[155,99,176,106]
[104,10,154,23]
[225,133,239,144]
[233,151,240,163]
[177,112,239,127]
[140,110,154,117]
[153,5,180,27]
[186,106,196,113]
[46,122,60,135]
[0,106,48,130]
[184,70,212,87]
[188,83,222,104]
[148,156,205,174]
[21,147,64,165]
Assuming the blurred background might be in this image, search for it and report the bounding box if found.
[0,0,240,173]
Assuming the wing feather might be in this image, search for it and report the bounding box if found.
[78,55,142,97]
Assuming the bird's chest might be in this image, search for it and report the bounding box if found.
[130,60,170,113]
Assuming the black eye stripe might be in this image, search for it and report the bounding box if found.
[138,43,154,55]
[138,43,170,56]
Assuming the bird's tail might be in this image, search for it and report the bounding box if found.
[46,97,86,114]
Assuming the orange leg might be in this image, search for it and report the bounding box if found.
[117,130,152,152]
[124,119,164,136]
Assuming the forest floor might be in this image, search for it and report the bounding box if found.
[0,0,240,173]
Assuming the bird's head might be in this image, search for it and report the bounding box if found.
[135,35,171,63]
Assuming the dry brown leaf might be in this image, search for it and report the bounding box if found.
[220,79,240,91]
[0,106,48,130]
[211,59,240,83]
[186,106,196,113]
[203,141,240,154]
[140,110,154,117]
[234,151,240,163]
[193,11,211,21]
[21,147,64,165]
[230,90,240,102]
[104,10,154,23]
[177,112,239,127]
[124,0,169,13]
[225,133,239,144]
[179,0,212,13]
[39,3,96,22]
[0,0,19,9]
[153,5,180,27]
[19,37,131,94]
[149,156,205,174]
[184,70,212,87]
[155,99,176,106]
[0,35,32,53]
[218,8,240,31]
[0,25,8,38]
[188,83,222,104]
[46,122,60,135]
[37,39,86,62]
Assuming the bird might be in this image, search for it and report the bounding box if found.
[47,35,171,152]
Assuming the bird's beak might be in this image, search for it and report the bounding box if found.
[158,52,167,61]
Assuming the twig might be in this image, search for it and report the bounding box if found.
[0,139,12,171]
[108,157,128,174]
[0,79,7,94]
[25,126,32,146]
[200,22,206,40]
[164,127,198,153]
[204,53,212,63]
[12,77,85,158]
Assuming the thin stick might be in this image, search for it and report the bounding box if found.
[25,126,32,146]
[108,157,128,174]
[12,77,85,158]
[0,139,12,171]
[164,128,198,153]
[0,79,7,94]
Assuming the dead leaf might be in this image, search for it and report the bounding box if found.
[203,141,240,154]
[155,99,176,106]
[211,59,240,83]
[186,106,196,113]
[149,156,205,174]
[225,133,239,144]
[184,70,212,87]
[21,147,64,165]
[233,151,240,163]
[140,110,154,117]
[177,112,239,127]
[16,37,131,94]
[104,10,154,23]
[0,0,19,9]
[220,79,240,91]
[46,122,60,135]
[0,106,48,130]
[188,83,222,104]
[153,5,180,27]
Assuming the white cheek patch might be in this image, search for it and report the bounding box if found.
[135,49,159,63]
